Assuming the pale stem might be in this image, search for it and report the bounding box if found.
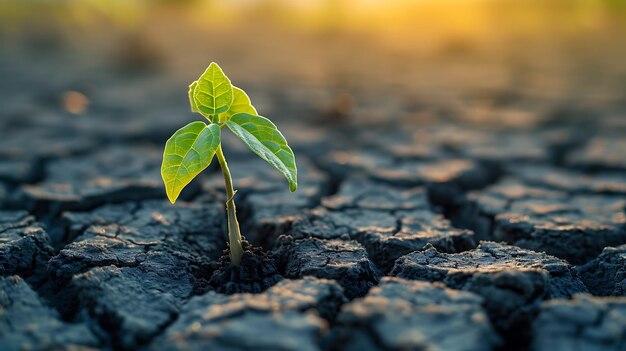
[215,144,244,266]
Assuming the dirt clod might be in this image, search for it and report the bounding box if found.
[208,241,283,294]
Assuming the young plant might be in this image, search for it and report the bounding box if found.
[161,62,297,266]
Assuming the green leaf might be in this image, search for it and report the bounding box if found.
[188,81,200,113]
[193,62,234,118]
[218,86,257,122]
[226,113,298,192]
[161,121,221,203]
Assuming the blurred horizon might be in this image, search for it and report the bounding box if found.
[1,0,626,130]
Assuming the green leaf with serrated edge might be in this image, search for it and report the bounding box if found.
[226,113,297,192]
[161,121,221,203]
[188,81,200,113]
[193,62,233,119]
[218,86,257,123]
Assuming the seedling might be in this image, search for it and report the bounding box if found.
[161,62,297,267]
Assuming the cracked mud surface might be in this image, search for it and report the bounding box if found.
[2,20,626,351]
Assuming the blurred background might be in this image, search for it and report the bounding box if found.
[1,0,625,207]
[2,0,626,129]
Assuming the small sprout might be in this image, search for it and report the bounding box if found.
[161,62,298,266]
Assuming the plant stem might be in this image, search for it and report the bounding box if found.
[215,144,244,266]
